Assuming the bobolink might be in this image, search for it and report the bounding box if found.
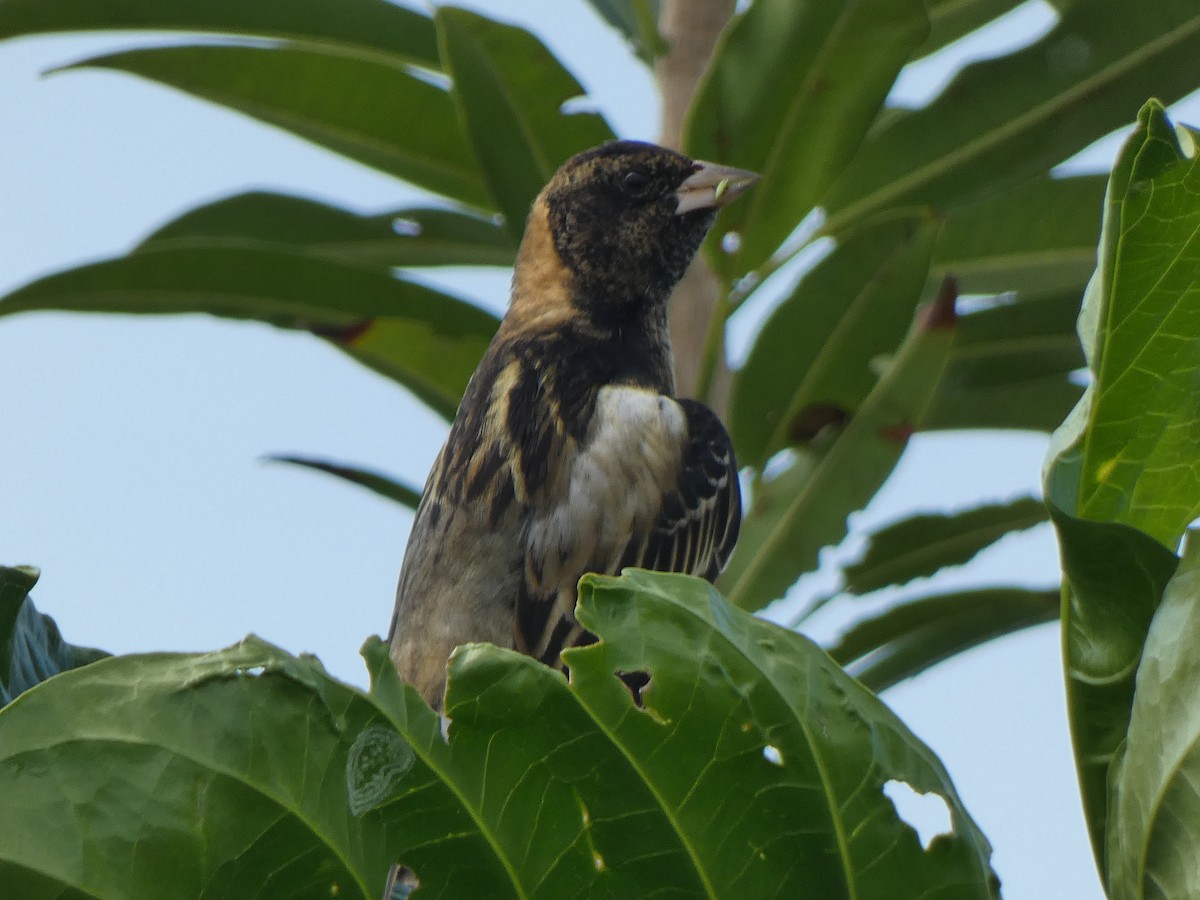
[388,140,756,706]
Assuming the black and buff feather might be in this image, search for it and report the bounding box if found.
[388,140,756,706]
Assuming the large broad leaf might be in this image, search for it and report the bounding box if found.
[0,246,498,419]
[0,0,440,68]
[0,566,107,706]
[932,175,1106,295]
[828,587,1060,693]
[686,0,929,278]
[0,572,999,898]
[823,2,1200,231]
[0,637,403,899]
[838,497,1049,596]
[266,455,422,510]
[927,290,1086,433]
[140,192,515,269]
[64,43,491,209]
[1108,535,1200,899]
[722,287,957,610]
[1044,101,1200,876]
[436,7,616,241]
[367,569,1000,897]
[731,213,940,469]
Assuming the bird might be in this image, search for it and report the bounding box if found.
[387,140,757,707]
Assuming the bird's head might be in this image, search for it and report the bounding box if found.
[514,141,758,328]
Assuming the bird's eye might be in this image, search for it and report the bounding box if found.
[621,169,651,196]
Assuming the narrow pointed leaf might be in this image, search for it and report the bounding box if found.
[0,246,497,419]
[0,567,107,706]
[823,2,1200,231]
[928,290,1086,432]
[918,0,1026,58]
[687,0,929,277]
[582,0,664,64]
[1045,101,1200,873]
[828,587,1060,693]
[64,43,491,208]
[436,7,615,241]
[722,296,957,610]
[141,192,515,268]
[1108,535,1200,899]
[932,175,1105,295]
[0,0,440,68]
[731,213,940,469]
[266,455,422,510]
[840,498,1048,596]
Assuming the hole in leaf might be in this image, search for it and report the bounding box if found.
[392,217,422,237]
[721,232,742,254]
[883,780,953,850]
[385,864,420,899]
[762,744,784,766]
[593,852,606,871]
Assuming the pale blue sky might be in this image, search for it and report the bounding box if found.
[3,2,1196,896]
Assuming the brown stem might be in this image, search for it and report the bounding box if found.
[656,0,734,411]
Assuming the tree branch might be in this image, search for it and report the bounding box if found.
[657,0,734,411]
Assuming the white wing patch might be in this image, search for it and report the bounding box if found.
[524,386,686,648]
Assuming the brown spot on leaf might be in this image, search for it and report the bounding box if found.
[789,403,849,443]
[310,319,374,344]
[921,276,958,331]
[879,421,915,445]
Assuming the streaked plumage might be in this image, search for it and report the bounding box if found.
[388,141,756,706]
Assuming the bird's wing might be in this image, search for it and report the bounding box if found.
[516,389,741,666]
[617,397,741,581]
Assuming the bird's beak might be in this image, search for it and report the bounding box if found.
[674,160,760,215]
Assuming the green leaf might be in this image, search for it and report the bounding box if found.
[839,498,1049,596]
[731,212,941,469]
[0,573,998,897]
[266,455,422,510]
[0,637,405,899]
[1044,101,1200,875]
[582,0,664,63]
[686,0,929,277]
[362,570,999,896]
[64,43,491,209]
[436,7,616,241]
[932,175,1106,295]
[927,290,1087,432]
[0,246,497,419]
[823,2,1200,231]
[142,192,516,268]
[0,0,440,68]
[828,587,1060,693]
[722,291,957,610]
[1049,105,1200,546]
[1108,534,1200,899]
[0,566,107,706]
[1049,509,1179,875]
